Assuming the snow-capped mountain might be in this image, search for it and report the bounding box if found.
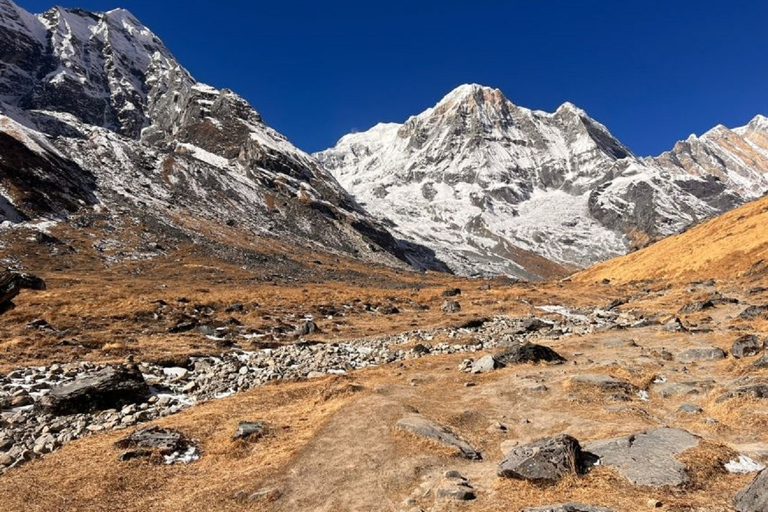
[316,84,768,278]
[0,0,444,270]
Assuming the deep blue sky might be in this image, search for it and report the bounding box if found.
[15,0,768,156]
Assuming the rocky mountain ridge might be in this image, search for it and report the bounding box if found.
[316,84,768,278]
[0,0,445,271]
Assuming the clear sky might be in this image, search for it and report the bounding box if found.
[14,0,768,156]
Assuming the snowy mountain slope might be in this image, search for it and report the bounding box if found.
[316,84,768,278]
[0,0,445,271]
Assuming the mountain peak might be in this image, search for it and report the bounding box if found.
[434,83,509,110]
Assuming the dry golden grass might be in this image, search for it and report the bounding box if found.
[576,195,768,285]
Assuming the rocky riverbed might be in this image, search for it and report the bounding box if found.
[0,304,640,473]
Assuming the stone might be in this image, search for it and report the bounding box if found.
[497,434,586,482]
[495,343,566,365]
[115,426,194,461]
[566,374,637,394]
[521,505,616,512]
[678,300,715,314]
[678,404,703,414]
[41,365,151,415]
[676,347,727,363]
[442,300,461,313]
[755,354,768,369]
[519,318,553,333]
[662,317,687,332]
[471,355,501,374]
[436,486,475,501]
[734,468,768,512]
[732,335,764,359]
[717,384,768,403]
[233,421,266,441]
[397,415,481,460]
[306,371,326,379]
[585,428,699,487]
[739,305,768,320]
[441,288,462,297]
[297,321,318,336]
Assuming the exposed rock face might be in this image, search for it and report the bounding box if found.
[0,270,45,312]
[41,365,150,415]
[316,84,768,278]
[0,0,444,272]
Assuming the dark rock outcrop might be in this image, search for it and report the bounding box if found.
[41,365,151,415]
[497,434,586,482]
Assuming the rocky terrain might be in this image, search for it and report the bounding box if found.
[316,85,768,278]
[0,194,767,511]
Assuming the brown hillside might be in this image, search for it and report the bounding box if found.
[575,194,768,284]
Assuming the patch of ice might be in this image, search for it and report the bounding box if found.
[164,446,199,465]
[725,455,766,474]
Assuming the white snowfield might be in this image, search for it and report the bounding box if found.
[316,84,768,278]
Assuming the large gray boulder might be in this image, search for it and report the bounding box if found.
[41,365,151,415]
[397,415,481,460]
[734,468,768,512]
[497,434,585,482]
[585,428,699,487]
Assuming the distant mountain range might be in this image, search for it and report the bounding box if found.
[1,0,767,279]
[316,84,768,278]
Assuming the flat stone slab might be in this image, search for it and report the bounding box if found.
[397,415,481,460]
[734,469,768,512]
[676,347,727,363]
[498,434,585,483]
[585,427,699,487]
[566,374,637,394]
[522,505,616,512]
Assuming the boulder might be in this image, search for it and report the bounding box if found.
[0,270,46,313]
[522,505,616,512]
[441,288,461,297]
[233,421,266,441]
[471,355,500,374]
[115,426,195,462]
[497,434,586,482]
[716,384,768,403]
[41,365,150,415]
[442,300,461,313]
[676,347,727,363]
[739,305,768,320]
[732,335,764,359]
[734,468,768,512]
[585,428,699,487]
[397,415,481,460]
[496,343,566,365]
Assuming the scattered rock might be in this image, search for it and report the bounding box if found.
[41,365,151,415]
[734,468,768,512]
[495,343,566,365]
[519,318,554,333]
[441,300,461,313]
[115,426,196,463]
[397,415,481,460]
[566,374,637,395]
[676,347,727,363]
[662,317,687,332]
[497,434,586,483]
[717,384,768,403]
[233,421,266,441]
[732,335,764,359]
[471,355,501,374]
[522,505,616,512]
[585,428,699,487]
[441,288,461,297]
[739,305,768,319]
[296,321,318,336]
